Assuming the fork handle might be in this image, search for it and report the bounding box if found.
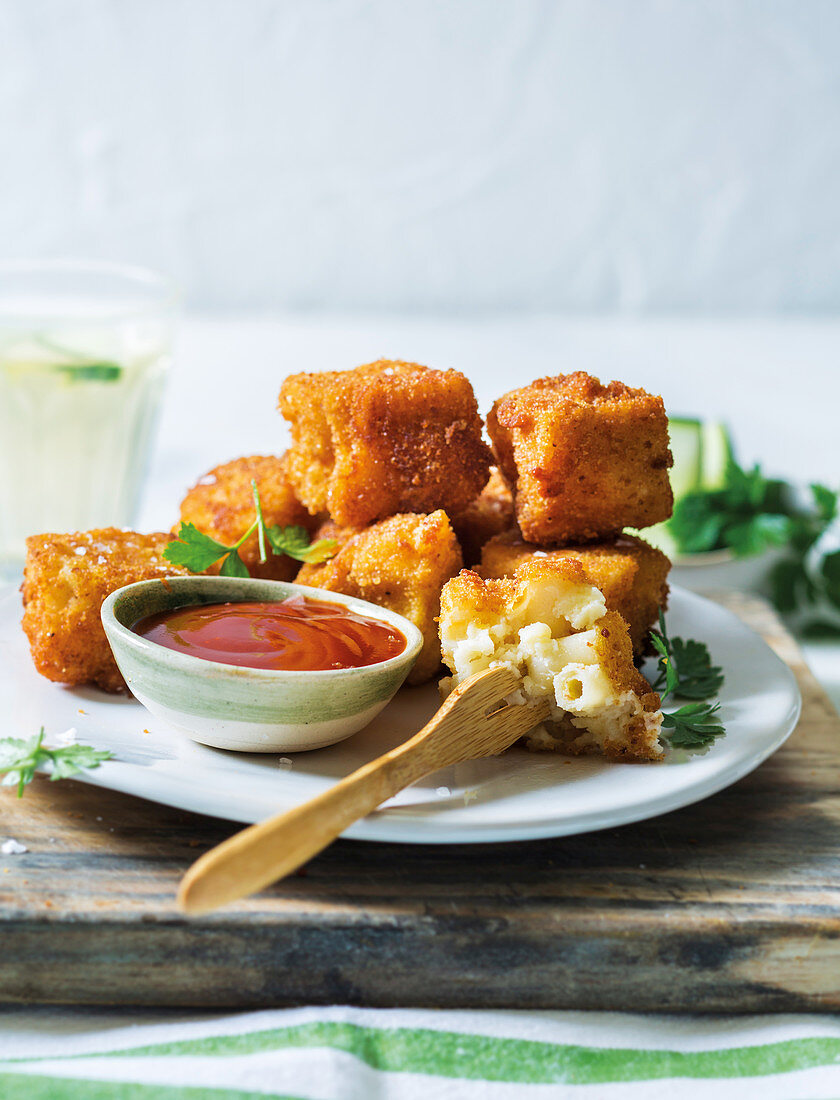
[177,666,545,915]
[177,680,484,914]
[178,739,430,915]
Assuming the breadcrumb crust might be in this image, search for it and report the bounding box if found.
[449,467,516,568]
[22,529,190,693]
[479,530,670,656]
[279,360,491,527]
[296,510,463,685]
[487,371,673,543]
[439,560,662,761]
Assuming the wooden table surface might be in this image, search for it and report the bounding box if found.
[2,592,838,1012]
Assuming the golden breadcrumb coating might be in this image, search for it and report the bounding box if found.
[22,528,190,693]
[487,372,673,543]
[439,559,663,761]
[449,467,516,568]
[279,360,492,527]
[178,454,314,581]
[296,510,463,685]
[479,530,670,656]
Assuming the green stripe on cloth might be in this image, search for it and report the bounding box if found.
[0,1075,300,1100]
[5,1024,840,1085]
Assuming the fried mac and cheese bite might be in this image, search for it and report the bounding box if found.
[178,454,314,581]
[296,510,462,685]
[279,360,492,527]
[479,530,670,657]
[449,467,516,568]
[22,528,190,693]
[487,372,673,543]
[439,560,663,760]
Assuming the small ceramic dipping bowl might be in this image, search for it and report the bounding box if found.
[101,575,423,753]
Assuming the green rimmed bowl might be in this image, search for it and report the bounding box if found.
[101,576,423,753]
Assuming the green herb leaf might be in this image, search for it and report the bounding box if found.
[164,522,231,573]
[822,550,840,610]
[669,494,724,553]
[769,557,807,615]
[666,442,837,621]
[667,637,725,699]
[812,483,838,524]
[219,549,250,578]
[0,729,113,798]
[661,702,726,749]
[164,482,337,576]
[649,629,678,698]
[725,513,791,559]
[267,524,337,564]
[649,611,724,701]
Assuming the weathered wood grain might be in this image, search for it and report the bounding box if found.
[1,592,839,1011]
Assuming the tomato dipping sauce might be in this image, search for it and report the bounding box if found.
[132,596,406,672]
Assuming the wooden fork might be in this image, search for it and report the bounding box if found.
[177,665,549,915]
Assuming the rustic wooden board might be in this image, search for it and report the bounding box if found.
[2,592,839,1012]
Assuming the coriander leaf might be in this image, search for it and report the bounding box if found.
[267,524,338,564]
[266,524,311,558]
[219,549,250,578]
[299,537,339,565]
[165,482,338,578]
[661,702,725,749]
[164,522,231,573]
[0,729,112,797]
[47,743,113,780]
[0,737,34,770]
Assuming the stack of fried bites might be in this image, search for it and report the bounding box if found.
[21,361,673,760]
[440,371,672,760]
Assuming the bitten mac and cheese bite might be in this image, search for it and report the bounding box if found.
[439,559,663,761]
[479,530,670,657]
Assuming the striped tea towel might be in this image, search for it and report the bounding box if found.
[3,1005,840,1098]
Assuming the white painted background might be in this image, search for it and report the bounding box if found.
[3,0,839,314]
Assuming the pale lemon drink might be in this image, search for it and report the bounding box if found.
[0,261,178,580]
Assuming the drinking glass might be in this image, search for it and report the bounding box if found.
[0,260,179,580]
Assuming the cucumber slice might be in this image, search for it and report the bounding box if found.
[632,418,734,557]
[667,416,704,500]
[701,421,734,490]
[638,520,678,557]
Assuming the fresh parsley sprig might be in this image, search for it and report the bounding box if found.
[661,702,726,749]
[669,460,798,559]
[165,480,336,577]
[649,613,726,751]
[668,457,838,630]
[649,611,724,701]
[0,729,113,798]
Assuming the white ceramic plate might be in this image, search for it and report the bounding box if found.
[0,584,800,843]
